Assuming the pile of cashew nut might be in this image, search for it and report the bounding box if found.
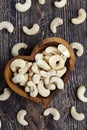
[10,44,70,98]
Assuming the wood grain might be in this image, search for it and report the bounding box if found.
[0,0,87,130]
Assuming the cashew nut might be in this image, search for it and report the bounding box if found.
[37,59,51,71]
[17,110,28,126]
[58,44,70,58]
[77,86,87,102]
[44,46,60,55]
[31,62,40,74]
[50,17,63,33]
[71,106,85,121]
[15,0,31,12]
[54,0,67,8]
[37,80,50,97]
[0,88,11,101]
[43,107,60,121]
[71,8,86,25]
[24,86,30,92]
[38,0,45,4]
[50,76,64,89]
[23,24,40,35]
[20,74,28,86]
[49,55,65,70]
[56,67,67,77]
[71,42,84,56]
[0,21,14,33]
[19,62,32,74]
[10,59,26,72]
[35,53,43,62]
[46,84,56,90]
[32,74,41,84]
[27,81,38,97]
[11,43,28,57]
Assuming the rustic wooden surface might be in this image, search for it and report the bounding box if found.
[0,0,87,130]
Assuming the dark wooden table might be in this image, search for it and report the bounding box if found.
[0,0,87,130]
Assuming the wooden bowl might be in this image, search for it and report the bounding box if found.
[4,37,75,107]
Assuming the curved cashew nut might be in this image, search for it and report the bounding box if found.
[77,86,87,102]
[54,0,67,8]
[17,110,28,126]
[50,76,64,89]
[35,53,43,62]
[19,62,32,74]
[23,24,40,35]
[49,55,65,70]
[50,17,63,33]
[56,67,67,77]
[10,59,26,72]
[71,8,86,25]
[46,84,56,90]
[58,44,70,58]
[38,0,45,4]
[31,62,40,74]
[71,42,84,57]
[37,59,50,71]
[15,0,31,12]
[32,74,41,84]
[27,81,38,97]
[71,106,85,121]
[0,21,14,33]
[37,80,50,97]
[44,46,60,55]
[11,43,28,57]
[43,108,60,121]
[0,88,11,101]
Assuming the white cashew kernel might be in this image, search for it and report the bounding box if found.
[50,17,63,33]
[56,67,67,77]
[10,59,26,72]
[37,80,50,97]
[25,86,30,93]
[19,74,28,86]
[35,53,43,62]
[37,60,51,71]
[44,46,60,55]
[77,86,87,102]
[54,0,67,8]
[50,76,64,89]
[11,43,28,57]
[38,0,45,4]
[46,84,56,90]
[71,106,85,121]
[27,81,38,97]
[32,74,41,84]
[71,8,86,25]
[0,21,14,33]
[31,62,40,74]
[17,110,28,126]
[49,55,65,70]
[71,42,84,57]
[0,88,11,101]
[23,24,40,35]
[19,62,32,74]
[15,0,31,12]
[58,44,70,58]
[43,108,60,121]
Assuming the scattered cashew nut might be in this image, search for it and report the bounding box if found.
[11,43,28,57]
[50,17,63,33]
[10,59,26,72]
[54,0,67,8]
[71,8,86,25]
[0,88,11,101]
[71,106,85,121]
[43,107,60,121]
[71,42,84,56]
[17,110,28,126]
[37,80,50,97]
[15,0,31,12]
[50,76,64,89]
[77,86,87,102]
[0,21,14,33]
[23,24,40,35]
[38,0,45,4]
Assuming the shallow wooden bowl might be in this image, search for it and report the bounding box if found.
[4,37,75,107]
